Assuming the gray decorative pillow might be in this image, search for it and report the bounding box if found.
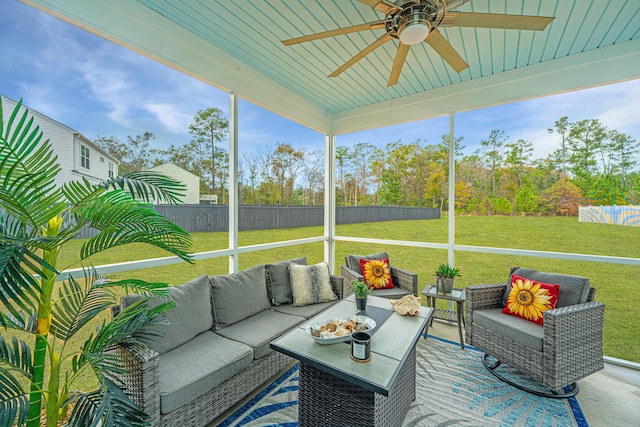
[210,264,271,329]
[346,252,390,272]
[265,257,308,305]
[119,274,213,355]
[290,262,337,307]
[504,267,591,308]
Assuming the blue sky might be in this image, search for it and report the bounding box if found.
[2,0,639,161]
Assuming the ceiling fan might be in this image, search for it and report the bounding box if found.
[282,0,555,87]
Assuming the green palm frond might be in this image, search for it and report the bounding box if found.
[96,278,171,298]
[102,170,186,205]
[50,273,117,342]
[79,203,192,262]
[0,367,29,427]
[66,378,148,427]
[0,242,48,325]
[0,335,33,379]
[0,100,66,230]
[0,312,37,334]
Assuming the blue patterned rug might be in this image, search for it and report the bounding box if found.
[218,335,588,427]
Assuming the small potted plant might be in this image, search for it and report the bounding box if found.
[435,264,461,294]
[352,279,372,310]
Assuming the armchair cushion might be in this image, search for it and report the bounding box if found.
[504,267,590,308]
[290,262,337,307]
[346,251,389,272]
[502,274,560,325]
[210,265,271,330]
[265,257,308,305]
[120,274,213,355]
[360,257,395,289]
[473,308,544,352]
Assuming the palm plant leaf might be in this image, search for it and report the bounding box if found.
[0,311,37,334]
[0,335,33,379]
[102,170,186,205]
[79,201,192,262]
[0,367,29,427]
[66,378,148,427]
[96,278,171,298]
[0,100,67,230]
[50,273,117,342]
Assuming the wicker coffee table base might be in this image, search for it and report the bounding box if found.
[298,348,416,427]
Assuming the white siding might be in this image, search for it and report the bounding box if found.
[2,95,119,188]
[148,163,201,204]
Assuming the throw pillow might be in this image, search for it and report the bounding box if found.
[210,265,271,329]
[502,274,560,326]
[504,267,590,308]
[360,257,395,290]
[289,262,337,307]
[346,252,389,272]
[265,257,307,305]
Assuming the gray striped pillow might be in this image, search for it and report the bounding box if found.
[290,262,337,307]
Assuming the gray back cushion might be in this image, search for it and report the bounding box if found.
[210,264,271,329]
[120,274,213,355]
[504,267,591,308]
[265,257,307,305]
[345,252,390,272]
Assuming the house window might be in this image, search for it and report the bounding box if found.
[81,145,90,169]
[108,162,114,178]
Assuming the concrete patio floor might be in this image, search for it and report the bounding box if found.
[211,320,640,426]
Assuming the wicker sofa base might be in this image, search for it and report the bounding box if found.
[298,348,416,427]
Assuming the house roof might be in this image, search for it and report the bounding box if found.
[1,94,120,164]
[21,1,640,135]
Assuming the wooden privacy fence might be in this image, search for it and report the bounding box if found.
[153,205,441,233]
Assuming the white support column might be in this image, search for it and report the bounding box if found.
[228,91,239,273]
[324,133,336,273]
[448,112,455,267]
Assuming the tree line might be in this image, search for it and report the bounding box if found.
[96,110,639,215]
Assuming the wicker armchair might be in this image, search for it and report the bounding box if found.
[341,251,418,298]
[465,267,605,398]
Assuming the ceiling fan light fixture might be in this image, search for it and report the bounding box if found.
[397,7,433,45]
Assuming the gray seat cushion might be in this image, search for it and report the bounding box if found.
[345,252,390,272]
[215,310,306,359]
[120,274,213,355]
[158,331,253,414]
[504,267,591,308]
[271,300,338,319]
[210,265,271,329]
[265,257,307,305]
[371,287,411,299]
[473,308,544,352]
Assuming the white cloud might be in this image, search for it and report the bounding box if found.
[144,102,192,134]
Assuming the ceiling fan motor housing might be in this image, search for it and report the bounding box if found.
[389,1,446,44]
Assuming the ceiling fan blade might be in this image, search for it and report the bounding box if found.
[357,0,402,15]
[329,33,393,78]
[388,43,410,87]
[282,21,386,46]
[442,12,555,31]
[425,28,469,73]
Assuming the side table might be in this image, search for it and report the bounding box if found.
[422,285,466,348]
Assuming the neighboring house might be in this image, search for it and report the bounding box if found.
[148,162,201,204]
[1,95,119,187]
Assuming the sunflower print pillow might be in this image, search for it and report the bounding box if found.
[502,274,560,325]
[360,258,395,290]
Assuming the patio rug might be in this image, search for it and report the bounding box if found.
[218,335,588,427]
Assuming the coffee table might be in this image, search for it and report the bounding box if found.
[270,295,433,427]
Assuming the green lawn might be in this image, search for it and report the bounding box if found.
[53,215,640,364]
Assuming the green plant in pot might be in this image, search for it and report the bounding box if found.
[435,264,461,294]
[352,279,372,310]
[0,99,193,427]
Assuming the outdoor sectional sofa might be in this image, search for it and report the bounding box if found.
[109,257,344,427]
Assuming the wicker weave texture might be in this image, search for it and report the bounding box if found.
[341,265,418,297]
[298,348,416,427]
[466,282,605,392]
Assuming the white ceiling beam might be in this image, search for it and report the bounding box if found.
[21,0,331,133]
[329,38,640,135]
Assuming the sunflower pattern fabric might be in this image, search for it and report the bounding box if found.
[360,258,395,289]
[502,274,560,325]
